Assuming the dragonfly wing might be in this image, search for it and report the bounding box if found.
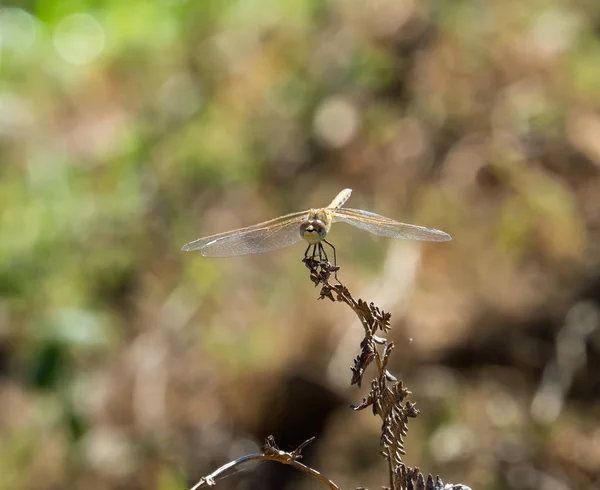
[333,208,451,242]
[182,211,309,257]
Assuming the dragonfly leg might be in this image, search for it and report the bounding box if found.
[304,244,317,259]
[317,243,329,263]
[323,240,339,281]
[323,240,337,267]
[305,244,319,261]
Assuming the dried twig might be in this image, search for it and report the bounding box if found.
[303,257,470,490]
[189,436,340,490]
[303,257,413,490]
[189,256,471,490]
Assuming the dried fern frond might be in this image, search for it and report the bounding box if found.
[190,257,471,490]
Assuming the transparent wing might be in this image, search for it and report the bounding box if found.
[181,210,309,257]
[332,208,451,242]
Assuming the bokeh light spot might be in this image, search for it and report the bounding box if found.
[157,73,202,119]
[53,13,105,65]
[0,7,37,53]
[313,96,360,149]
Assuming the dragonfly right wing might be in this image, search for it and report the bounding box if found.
[333,208,451,242]
[182,210,309,257]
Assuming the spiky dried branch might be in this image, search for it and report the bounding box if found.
[303,257,469,490]
[304,257,412,489]
[189,256,470,490]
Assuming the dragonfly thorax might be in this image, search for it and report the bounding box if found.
[300,219,328,244]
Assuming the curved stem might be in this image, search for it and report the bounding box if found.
[190,453,341,490]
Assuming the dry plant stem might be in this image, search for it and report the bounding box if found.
[190,257,469,490]
[190,436,341,490]
[303,257,417,490]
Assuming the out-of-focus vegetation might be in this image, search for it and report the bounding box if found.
[1,0,600,489]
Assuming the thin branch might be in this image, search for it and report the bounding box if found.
[304,256,407,486]
[189,255,471,490]
[190,437,341,490]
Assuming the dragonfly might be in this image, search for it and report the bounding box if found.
[182,189,451,264]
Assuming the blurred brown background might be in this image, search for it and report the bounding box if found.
[1,1,600,489]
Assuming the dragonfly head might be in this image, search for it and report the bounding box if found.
[300,219,327,244]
